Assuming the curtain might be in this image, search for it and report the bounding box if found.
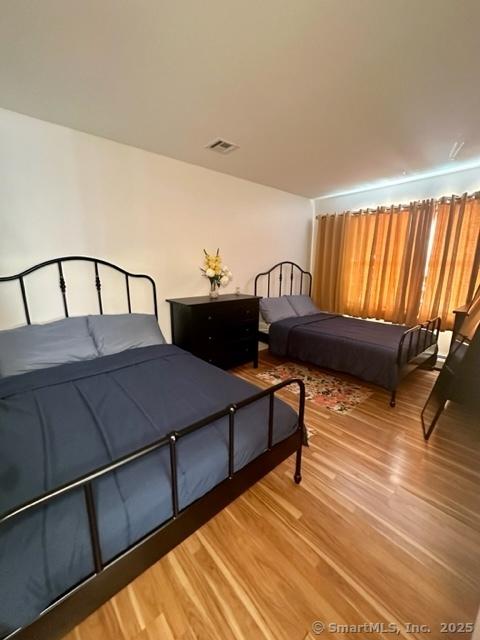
[417,194,480,330]
[311,213,346,312]
[313,200,435,324]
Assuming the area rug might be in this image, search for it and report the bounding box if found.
[256,363,373,414]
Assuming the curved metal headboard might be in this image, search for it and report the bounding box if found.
[254,261,312,297]
[0,256,158,325]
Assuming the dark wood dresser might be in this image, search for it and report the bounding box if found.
[166,294,260,369]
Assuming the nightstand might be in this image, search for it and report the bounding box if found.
[166,294,260,369]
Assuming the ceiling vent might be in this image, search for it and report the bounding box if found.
[205,138,239,154]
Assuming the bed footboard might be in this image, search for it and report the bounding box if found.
[1,379,305,640]
[390,317,441,406]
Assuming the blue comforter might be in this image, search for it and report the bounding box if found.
[0,345,298,636]
[269,314,409,390]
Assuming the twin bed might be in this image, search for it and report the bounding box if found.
[255,262,440,406]
[0,257,305,640]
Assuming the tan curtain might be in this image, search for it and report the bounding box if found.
[417,194,480,330]
[313,200,435,324]
[311,213,346,312]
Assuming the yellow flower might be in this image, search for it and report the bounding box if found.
[202,250,226,279]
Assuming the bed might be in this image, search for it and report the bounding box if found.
[254,261,440,406]
[0,256,305,640]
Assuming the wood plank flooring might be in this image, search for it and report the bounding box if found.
[64,353,480,640]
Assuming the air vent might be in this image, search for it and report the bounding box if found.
[205,138,239,154]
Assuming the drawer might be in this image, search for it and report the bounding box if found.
[230,300,258,322]
[220,340,257,368]
[193,319,257,344]
[225,321,256,340]
[194,338,257,369]
[192,299,258,326]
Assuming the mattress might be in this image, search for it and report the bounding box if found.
[0,344,298,636]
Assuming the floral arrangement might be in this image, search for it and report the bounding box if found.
[201,249,232,296]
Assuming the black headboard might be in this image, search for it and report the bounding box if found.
[0,256,158,325]
[254,261,312,297]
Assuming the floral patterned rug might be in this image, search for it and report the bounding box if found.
[256,363,373,414]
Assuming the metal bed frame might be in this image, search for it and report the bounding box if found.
[0,257,305,640]
[254,261,440,407]
[0,255,159,324]
[254,261,312,344]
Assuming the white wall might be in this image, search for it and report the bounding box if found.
[0,108,313,337]
[314,166,480,214]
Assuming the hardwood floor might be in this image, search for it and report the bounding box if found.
[64,353,480,640]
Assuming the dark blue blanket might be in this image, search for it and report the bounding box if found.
[269,314,409,390]
[0,345,298,636]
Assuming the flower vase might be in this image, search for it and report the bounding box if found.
[209,281,219,299]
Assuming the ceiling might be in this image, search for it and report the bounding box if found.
[1,0,480,198]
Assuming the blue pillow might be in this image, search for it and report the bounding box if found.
[0,317,98,378]
[88,313,165,356]
[286,295,319,316]
[259,297,296,324]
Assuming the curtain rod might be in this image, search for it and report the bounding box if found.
[316,190,480,219]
